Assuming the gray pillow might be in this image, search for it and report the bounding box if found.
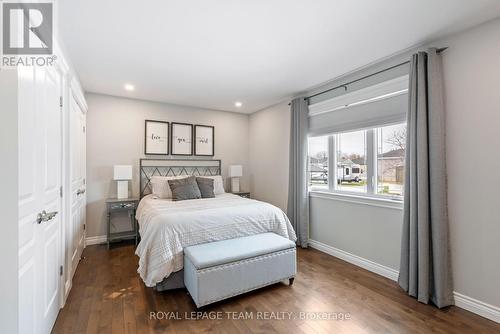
[168,176,201,201]
[196,177,215,198]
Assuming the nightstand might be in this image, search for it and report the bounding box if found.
[233,192,250,199]
[106,198,139,249]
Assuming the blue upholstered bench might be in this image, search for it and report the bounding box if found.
[184,233,297,307]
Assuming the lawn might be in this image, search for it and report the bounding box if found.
[339,180,367,187]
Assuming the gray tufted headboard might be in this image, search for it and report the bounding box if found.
[139,159,221,198]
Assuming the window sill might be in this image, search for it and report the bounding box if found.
[309,190,403,210]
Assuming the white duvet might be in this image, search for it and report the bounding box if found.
[135,194,297,287]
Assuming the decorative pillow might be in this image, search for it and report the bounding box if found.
[150,175,188,199]
[200,175,225,195]
[196,177,215,198]
[168,176,202,201]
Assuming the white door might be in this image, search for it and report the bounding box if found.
[68,94,86,281]
[18,65,63,334]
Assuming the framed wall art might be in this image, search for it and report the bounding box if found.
[171,122,193,155]
[144,120,169,155]
[194,125,214,156]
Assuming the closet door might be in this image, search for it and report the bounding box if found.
[68,94,86,280]
[18,65,63,334]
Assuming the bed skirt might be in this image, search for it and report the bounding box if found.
[154,270,185,291]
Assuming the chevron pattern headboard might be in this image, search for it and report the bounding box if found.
[139,159,221,198]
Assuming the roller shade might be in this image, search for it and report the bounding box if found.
[308,76,408,136]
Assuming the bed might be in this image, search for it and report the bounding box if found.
[135,159,297,289]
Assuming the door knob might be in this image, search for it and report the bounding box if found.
[36,210,58,224]
[77,189,86,195]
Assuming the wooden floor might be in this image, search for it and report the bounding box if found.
[53,242,499,334]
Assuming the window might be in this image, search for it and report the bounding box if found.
[307,74,408,200]
[308,135,329,189]
[308,122,406,200]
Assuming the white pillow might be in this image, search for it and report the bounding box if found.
[200,175,225,195]
[150,175,189,199]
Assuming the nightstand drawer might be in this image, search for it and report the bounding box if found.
[109,202,136,210]
[234,192,250,198]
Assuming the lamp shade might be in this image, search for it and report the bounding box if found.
[114,165,132,180]
[229,165,243,177]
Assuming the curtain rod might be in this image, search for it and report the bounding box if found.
[289,47,448,104]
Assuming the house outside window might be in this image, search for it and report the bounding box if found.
[377,123,406,196]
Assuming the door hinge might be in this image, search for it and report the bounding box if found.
[59,186,63,198]
[59,96,63,108]
[83,224,86,231]
[59,265,63,276]
[83,125,86,133]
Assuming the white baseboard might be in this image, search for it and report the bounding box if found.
[85,235,107,246]
[62,279,72,308]
[309,239,500,324]
[453,292,500,323]
[308,239,399,281]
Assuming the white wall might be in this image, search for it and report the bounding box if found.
[442,18,500,309]
[309,195,403,271]
[249,102,290,212]
[249,18,500,319]
[86,93,250,238]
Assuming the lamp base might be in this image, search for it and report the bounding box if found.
[231,177,240,193]
[117,180,129,199]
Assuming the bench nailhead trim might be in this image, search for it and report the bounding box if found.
[196,248,296,275]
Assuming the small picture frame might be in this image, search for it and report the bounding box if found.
[194,125,215,156]
[145,120,169,155]
[171,122,193,155]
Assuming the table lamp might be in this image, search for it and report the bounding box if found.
[114,165,132,199]
[229,165,243,193]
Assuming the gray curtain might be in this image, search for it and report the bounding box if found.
[287,97,309,248]
[398,49,454,308]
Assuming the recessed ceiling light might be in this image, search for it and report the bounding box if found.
[235,101,242,108]
[124,84,135,91]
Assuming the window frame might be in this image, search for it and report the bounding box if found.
[309,124,405,202]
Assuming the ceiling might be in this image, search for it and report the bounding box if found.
[58,0,500,113]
